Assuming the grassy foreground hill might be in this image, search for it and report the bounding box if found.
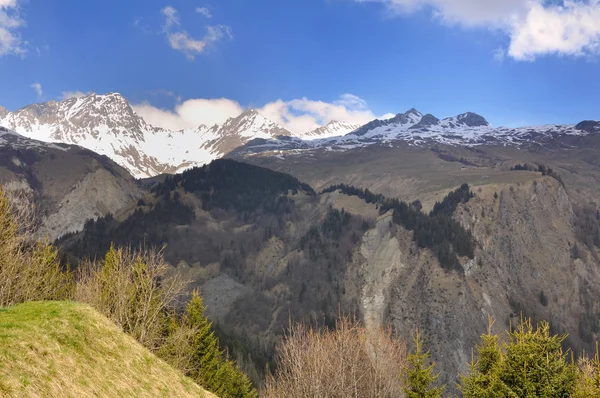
[0,301,215,398]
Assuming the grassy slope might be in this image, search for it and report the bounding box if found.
[0,301,215,398]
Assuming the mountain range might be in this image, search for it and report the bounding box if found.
[3,93,598,179]
[3,92,600,392]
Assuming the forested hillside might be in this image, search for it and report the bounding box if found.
[56,159,487,385]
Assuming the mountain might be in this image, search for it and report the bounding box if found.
[199,109,293,155]
[231,108,597,159]
[300,121,361,139]
[57,158,600,392]
[0,94,292,178]
[0,126,141,240]
[4,94,597,180]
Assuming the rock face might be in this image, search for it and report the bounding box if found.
[0,128,141,240]
[358,177,592,388]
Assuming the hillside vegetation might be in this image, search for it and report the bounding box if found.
[0,301,214,398]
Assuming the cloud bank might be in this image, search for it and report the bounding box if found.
[356,0,600,60]
[133,94,388,134]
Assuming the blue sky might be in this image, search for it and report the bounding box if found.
[1,0,599,132]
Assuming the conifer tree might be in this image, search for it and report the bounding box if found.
[183,291,257,398]
[460,321,513,398]
[501,320,575,397]
[461,319,577,398]
[573,343,600,398]
[403,330,444,398]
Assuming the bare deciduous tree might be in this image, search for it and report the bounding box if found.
[263,316,407,398]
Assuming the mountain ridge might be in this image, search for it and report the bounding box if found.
[1,93,597,178]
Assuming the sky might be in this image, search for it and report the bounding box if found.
[0,0,599,132]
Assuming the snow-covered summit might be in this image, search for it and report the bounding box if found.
[0,94,292,178]
[300,121,361,140]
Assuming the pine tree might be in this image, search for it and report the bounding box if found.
[183,291,257,398]
[403,330,444,398]
[573,343,600,398]
[501,320,576,397]
[462,318,577,398]
[460,321,514,398]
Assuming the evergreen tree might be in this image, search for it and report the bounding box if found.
[183,291,257,398]
[403,330,444,398]
[501,320,575,397]
[573,344,600,398]
[460,321,514,398]
[461,319,577,398]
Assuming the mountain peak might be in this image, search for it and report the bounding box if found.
[405,108,422,116]
[301,120,361,139]
[575,120,600,133]
[239,108,261,117]
[455,112,490,127]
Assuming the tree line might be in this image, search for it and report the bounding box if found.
[324,183,476,271]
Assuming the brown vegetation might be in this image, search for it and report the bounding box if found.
[263,316,407,398]
[75,245,186,349]
[0,188,72,307]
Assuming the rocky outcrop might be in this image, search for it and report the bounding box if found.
[350,176,599,388]
[0,130,142,240]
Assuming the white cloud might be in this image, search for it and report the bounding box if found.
[133,94,389,134]
[509,1,600,60]
[161,6,232,60]
[30,82,42,97]
[196,7,212,18]
[259,95,381,133]
[61,91,90,99]
[133,98,244,131]
[0,0,26,57]
[354,0,600,60]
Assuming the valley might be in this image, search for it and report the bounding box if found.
[1,94,600,394]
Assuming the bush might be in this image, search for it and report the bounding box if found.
[573,347,600,398]
[0,187,73,307]
[75,245,186,350]
[263,316,407,398]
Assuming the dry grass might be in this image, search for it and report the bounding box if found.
[263,316,407,398]
[0,301,215,398]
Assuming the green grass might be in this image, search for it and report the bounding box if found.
[0,301,215,398]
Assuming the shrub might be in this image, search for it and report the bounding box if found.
[263,316,407,398]
[74,245,185,350]
[0,187,73,307]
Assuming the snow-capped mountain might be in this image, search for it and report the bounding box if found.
[300,121,361,140]
[0,94,292,178]
[230,108,598,158]
[2,94,598,178]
